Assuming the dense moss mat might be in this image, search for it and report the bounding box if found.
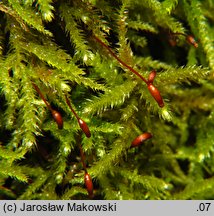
[0,0,214,200]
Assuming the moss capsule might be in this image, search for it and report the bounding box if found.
[186,35,198,48]
[78,118,91,138]
[84,172,93,198]
[147,83,164,108]
[169,32,198,48]
[131,132,152,148]
[148,70,156,84]
[51,110,63,129]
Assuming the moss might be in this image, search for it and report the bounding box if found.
[0,0,214,200]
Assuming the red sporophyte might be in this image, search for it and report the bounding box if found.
[79,142,93,198]
[185,35,198,48]
[51,110,63,129]
[32,83,63,129]
[65,95,91,138]
[147,70,164,107]
[148,70,156,84]
[147,83,164,108]
[94,35,165,108]
[169,32,198,48]
[84,172,94,198]
[78,118,91,138]
[94,35,147,83]
[131,132,152,148]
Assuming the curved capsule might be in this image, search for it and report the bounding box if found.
[186,35,198,48]
[131,132,152,148]
[147,83,164,108]
[78,118,91,138]
[51,110,63,129]
[148,70,156,84]
[84,172,93,198]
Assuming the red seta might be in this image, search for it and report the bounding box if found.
[32,83,63,129]
[94,35,164,108]
[65,95,91,138]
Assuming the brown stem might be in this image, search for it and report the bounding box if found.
[94,36,165,107]
[79,143,87,172]
[65,95,91,138]
[32,82,63,129]
[32,83,51,110]
[65,95,79,119]
[94,35,148,84]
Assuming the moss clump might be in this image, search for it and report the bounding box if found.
[0,0,214,200]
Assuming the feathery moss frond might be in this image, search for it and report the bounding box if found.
[36,0,54,22]
[60,3,90,61]
[21,0,54,22]
[0,161,28,182]
[84,79,137,115]
[18,167,49,199]
[174,177,214,199]
[161,0,179,14]
[119,168,171,199]
[183,0,214,70]
[128,20,158,33]
[132,0,185,33]
[8,0,52,35]
[158,65,210,86]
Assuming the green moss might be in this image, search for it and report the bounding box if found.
[0,0,214,200]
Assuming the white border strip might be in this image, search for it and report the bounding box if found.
[0,200,213,216]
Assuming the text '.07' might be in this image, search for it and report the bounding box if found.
[196,203,211,212]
